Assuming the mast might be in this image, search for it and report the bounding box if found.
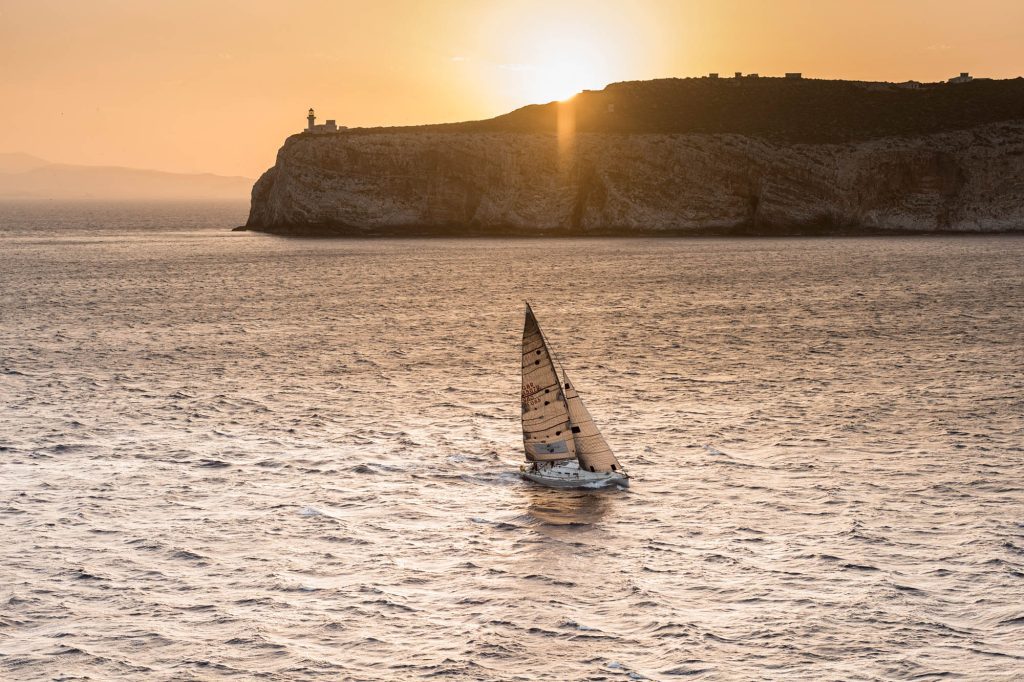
[521,303,576,462]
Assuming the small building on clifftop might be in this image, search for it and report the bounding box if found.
[306,108,346,134]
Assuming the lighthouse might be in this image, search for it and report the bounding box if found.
[304,107,345,134]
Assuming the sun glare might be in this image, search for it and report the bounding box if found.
[509,28,612,104]
[533,57,602,102]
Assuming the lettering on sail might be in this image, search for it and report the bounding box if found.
[521,382,543,409]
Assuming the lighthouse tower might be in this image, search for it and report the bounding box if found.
[304,107,343,134]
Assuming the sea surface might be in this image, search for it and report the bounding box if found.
[1,201,1023,681]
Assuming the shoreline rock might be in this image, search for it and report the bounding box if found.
[245,78,1024,237]
[245,125,1024,236]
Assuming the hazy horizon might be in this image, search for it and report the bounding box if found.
[0,152,253,201]
[2,0,1024,178]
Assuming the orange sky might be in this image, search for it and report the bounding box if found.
[1,0,1022,177]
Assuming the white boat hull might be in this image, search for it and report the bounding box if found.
[520,461,629,489]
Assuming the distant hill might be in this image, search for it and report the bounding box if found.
[0,152,52,174]
[352,76,1024,144]
[0,156,253,201]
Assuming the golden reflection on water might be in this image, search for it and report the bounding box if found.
[523,485,614,527]
[514,486,621,604]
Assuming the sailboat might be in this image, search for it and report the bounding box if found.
[519,303,629,488]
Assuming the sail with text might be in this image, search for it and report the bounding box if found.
[521,304,577,462]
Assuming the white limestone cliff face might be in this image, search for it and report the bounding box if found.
[246,122,1024,234]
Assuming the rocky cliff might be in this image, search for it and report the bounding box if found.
[245,78,1024,235]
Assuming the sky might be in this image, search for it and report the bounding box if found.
[1,0,1022,178]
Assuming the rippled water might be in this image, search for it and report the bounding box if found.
[1,202,1023,680]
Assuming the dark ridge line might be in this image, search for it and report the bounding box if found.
[287,76,1024,145]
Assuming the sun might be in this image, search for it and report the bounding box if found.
[509,28,613,104]
[531,57,603,102]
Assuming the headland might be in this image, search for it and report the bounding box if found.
[241,75,1024,236]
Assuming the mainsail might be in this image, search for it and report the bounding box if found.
[521,304,577,462]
